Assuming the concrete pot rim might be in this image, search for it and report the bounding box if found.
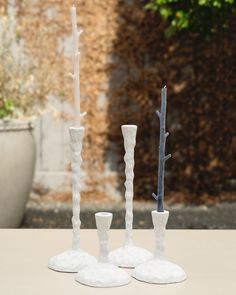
[0,118,35,131]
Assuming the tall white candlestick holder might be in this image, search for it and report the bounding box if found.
[48,127,96,272]
[132,210,187,284]
[75,212,131,288]
[109,125,152,268]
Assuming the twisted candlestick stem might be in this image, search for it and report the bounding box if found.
[95,212,113,263]
[152,210,169,259]
[69,126,84,250]
[122,125,137,246]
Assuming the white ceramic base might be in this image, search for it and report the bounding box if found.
[109,244,152,268]
[48,249,97,273]
[75,262,131,288]
[132,258,187,284]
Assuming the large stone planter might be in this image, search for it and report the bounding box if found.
[0,120,36,228]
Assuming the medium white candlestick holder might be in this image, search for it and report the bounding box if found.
[109,125,152,268]
[48,127,96,272]
[75,212,131,287]
[132,210,187,284]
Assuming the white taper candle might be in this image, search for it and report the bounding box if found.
[70,6,84,126]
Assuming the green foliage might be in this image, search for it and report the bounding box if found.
[0,11,36,119]
[146,0,236,36]
[0,7,55,120]
[0,97,15,119]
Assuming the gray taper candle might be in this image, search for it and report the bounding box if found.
[152,86,171,212]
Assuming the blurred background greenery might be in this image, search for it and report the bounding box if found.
[146,0,236,36]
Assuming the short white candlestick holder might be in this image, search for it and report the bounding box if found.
[48,127,96,272]
[109,125,152,268]
[132,210,186,284]
[75,212,131,288]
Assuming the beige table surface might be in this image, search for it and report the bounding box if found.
[0,229,235,295]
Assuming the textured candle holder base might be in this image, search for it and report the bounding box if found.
[75,212,131,288]
[109,244,152,268]
[48,250,97,273]
[132,259,186,284]
[132,210,187,284]
[76,262,130,287]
